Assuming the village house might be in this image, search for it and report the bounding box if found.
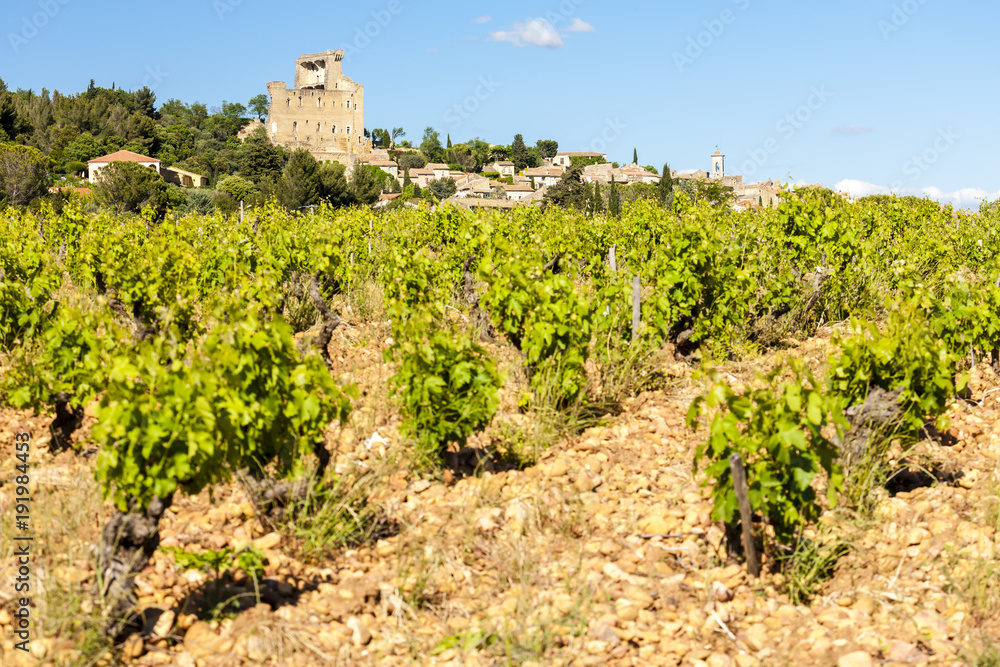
[407,167,434,187]
[486,160,515,178]
[367,159,399,179]
[503,181,535,201]
[162,166,210,188]
[524,166,564,188]
[552,151,606,168]
[425,163,451,181]
[618,164,661,185]
[582,162,623,184]
[87,150,160,184]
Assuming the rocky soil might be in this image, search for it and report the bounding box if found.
[1,326,998,666]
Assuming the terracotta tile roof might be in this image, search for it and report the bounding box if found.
[505,182,534,191]
[556,151,605,157]
[524,167,564,177]
[88,150,158,164]
[425,163,449,170]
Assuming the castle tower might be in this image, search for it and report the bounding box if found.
[711,148,724,180]
[265,49,373,166]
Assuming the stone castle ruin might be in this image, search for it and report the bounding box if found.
[266,50,381,166]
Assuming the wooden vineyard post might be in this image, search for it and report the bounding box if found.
[729,453,761,577]
[631,275,641,342]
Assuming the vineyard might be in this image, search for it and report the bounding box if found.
[2,189,1000,666]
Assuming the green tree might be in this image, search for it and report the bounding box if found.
[277,149,320,211]
[535,139,558,159]
[397,152,426,171]
[402,167,412,189]
[510,134,530,172]
[391,127,406,147]
[0,79,29,140]
[248,94,269,120]
[420,127,444,163]
[239,127,283,183]
[588,181,603,215]
[318,161,354,207]
[0,144,49,206]
[608,176,621,219]
[369,128,392,148]
[542,164,589,211]
[690,179,734,208]
[350,164,384,206]
[132,86,158,120]
[0,79,17,138]
[216,175,257,203]
[658,162,674,209]
[183,189,215,215]
[62,132,105,164]
[428,177,457,200]
[93,161,168,216]
[633,148,638,164]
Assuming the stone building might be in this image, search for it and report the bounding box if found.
[265,49,378,166]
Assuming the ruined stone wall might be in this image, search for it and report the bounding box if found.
[266,50,372,164]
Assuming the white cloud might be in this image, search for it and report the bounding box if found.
[835,179,891,198]
[491,18,564,49]
[474,15,492,24]
[920,186,1000,209]
[832,125,873,135]
[835,179,1000,209]
[566,18,596,33]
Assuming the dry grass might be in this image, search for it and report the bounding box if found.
[0,452,114,666]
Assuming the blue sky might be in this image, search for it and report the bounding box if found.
[2,0,996,207]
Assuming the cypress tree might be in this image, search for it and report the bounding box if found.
[510,134,530,172]
[632,148,638,165]
[609,176,621,219]
[658,162,674,209]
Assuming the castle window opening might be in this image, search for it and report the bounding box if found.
[316,123,320,133]
[285,99,290,107]
[347,126,351,134]
[332,125,336,134]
